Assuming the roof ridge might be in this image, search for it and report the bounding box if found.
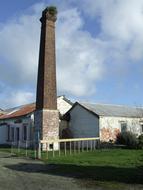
[4,102,35,112]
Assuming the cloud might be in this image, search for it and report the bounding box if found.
[0,88,35,109]
[0,2,105,108]
[1,0,143,108]
[56,8,105,96]
[0,4,42,88]
[81,0,143,62]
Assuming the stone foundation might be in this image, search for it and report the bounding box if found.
[34,109,59,150]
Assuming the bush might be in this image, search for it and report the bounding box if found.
[47,6,57,15]
[0,144,11,148]
[116,131,138,148]
[138,134,143,149]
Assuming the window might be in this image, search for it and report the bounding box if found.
[49,144,53,149]
[11,127,14,142]
[121,123,127,132]
[16,128,19,141]
[23,126,27,141]
[141,125,143,133]
[7,125,10,141]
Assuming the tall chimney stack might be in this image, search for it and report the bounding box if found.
[34,6,59,148]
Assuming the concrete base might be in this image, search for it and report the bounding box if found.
[34,109,59,150]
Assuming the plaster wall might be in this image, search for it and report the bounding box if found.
[100,116,143,141]
[0,125,7,144]
[0,115,34,146]
[69,105,99,138]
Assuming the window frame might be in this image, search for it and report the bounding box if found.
[120,122,127,133]
[23,125,27,141]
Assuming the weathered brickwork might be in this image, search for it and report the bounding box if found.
[34,110,59,141]
[34,7,59,146]
[42,110,59,141]
[36,9,57,110]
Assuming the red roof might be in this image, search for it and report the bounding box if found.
[0,103,35,120]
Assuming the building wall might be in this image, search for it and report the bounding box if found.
[0,97,72,146]
[57,96,72,115]
[0,125,7,144]
[69,105,99,138]
[57,96,72,138]
[100,116,143,142]
[0,115,34,146]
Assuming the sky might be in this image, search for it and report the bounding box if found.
[0,0,143,109]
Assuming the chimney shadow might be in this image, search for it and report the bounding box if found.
[4,162,143,185]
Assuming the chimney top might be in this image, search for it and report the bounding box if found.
[41,6,57,22]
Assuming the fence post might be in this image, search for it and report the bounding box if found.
[59,142,61,157]
[93,140,96,150]
[18,141,20,155]
[78,141,80,153]
[90,140,92,151]
[25,141,28,157]
[38,141,41,159]
[86,140,88,152]
[52,143,55,157]
[34,142,37,160]
[64,141,66,156]
[82,141,84,152]
[74,141,76,154]
[70,141,72,155]
[11,142,13,155]
[46,143,48,159]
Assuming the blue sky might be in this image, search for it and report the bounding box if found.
[0,0,143,109]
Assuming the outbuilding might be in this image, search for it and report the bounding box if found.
[64,102,143,141]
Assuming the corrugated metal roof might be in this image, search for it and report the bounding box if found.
[0,103,35,120]
[80,103,143,117]
[0,95,73,120]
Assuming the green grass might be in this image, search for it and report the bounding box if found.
[46,149,143,166]
[45,149,143,189]
[0,148,143,189]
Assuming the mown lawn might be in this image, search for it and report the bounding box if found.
[0,148,143,189]
[46,149,143,186]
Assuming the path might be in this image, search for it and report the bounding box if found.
[0,151,93,190]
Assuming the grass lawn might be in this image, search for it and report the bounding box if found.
[0,148,143,189]
[46,149,143,187]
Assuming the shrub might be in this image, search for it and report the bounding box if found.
[47,6,57,16]
[116,131,138,148]
[138,134,143,149]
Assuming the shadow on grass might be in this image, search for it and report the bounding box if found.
[5,163,143,185]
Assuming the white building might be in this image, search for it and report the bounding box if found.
[65,102,143,142]
[1,98,143,146]
[0,96,72,146]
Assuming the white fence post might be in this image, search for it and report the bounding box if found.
[38,141,41,159]
[39,137,99,158]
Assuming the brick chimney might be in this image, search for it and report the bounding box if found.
[34,6,59,148]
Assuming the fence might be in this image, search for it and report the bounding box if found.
[11,140,36,158]
[39,137,100,159]
[10,137,100,159]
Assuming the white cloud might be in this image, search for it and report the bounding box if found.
[0,88,35,109]
[1,0,143,108]
[57,8,105,96]
[0,3,105,108]
[81,0,143,62]
[0,5,41,88]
